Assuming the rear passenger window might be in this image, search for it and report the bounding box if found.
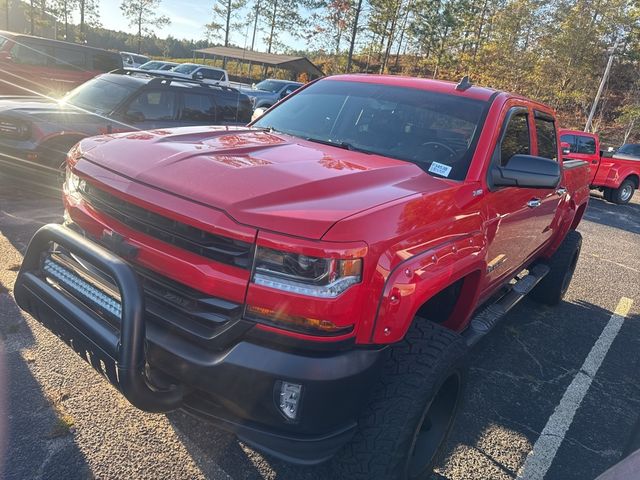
[11,40,50,66]
[181,93,217,122]
[560,134,576,153]
[202,69,226,81]
[576,136,596,154]
[53,47,87,70]
[126,90,176,121]
[500,111,530,166]
[534,114,558,160]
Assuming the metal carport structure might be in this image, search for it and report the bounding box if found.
[193,46,324,81]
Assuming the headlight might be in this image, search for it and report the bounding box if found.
[252,246,362,298]
[64,169,85,199]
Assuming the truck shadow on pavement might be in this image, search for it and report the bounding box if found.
[585,193,640,235]
[167,409,333,479]
[163,298,640,480]
[433,297,640,480]
[0,280,91,480]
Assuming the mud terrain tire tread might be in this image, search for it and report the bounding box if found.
[333,320,466,480]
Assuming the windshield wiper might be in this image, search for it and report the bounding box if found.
[304,137,374,155]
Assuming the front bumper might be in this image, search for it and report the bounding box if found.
[14,224,383,464]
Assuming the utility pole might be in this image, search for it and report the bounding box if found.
[585,40,618,133]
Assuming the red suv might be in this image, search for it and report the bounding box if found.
[0,31,122,96]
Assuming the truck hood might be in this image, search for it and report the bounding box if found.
[79,126,447,239]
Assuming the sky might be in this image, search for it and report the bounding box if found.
[98,0,308,52]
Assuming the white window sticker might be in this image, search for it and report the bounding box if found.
[428,161,452,177]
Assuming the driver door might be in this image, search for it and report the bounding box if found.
[483,106,542,290]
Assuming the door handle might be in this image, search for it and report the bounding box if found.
[527,198,541,208]
[556,187,567,197]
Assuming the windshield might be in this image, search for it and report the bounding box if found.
[62,77,135,113]
[255,80,285,93]
[253,80,487,180]
[173,64,198,74]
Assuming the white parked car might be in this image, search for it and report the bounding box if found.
[120,52,150,69]
[166,63,230,87]
[138,60,178,72]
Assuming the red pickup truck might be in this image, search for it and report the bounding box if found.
[14,75,590,479]
[560,129,639,204]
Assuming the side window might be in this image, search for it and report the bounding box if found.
[125,89,177,121]
[52,47,87,70]
[576,135,596,154]
[133,55,148,65]
[181,93,217,122]
[216,93,244,122]
[282,84,298,97]
[92,53,121,71]
[11,40,50,66]
[202,69,225,81]
[534,114,558,160]
[500,111,530,166]
[560,134,576,153]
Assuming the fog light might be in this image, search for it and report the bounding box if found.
[278,381,302,421]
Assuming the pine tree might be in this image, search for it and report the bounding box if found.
[120,0,171,53]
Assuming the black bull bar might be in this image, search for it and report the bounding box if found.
[14,223,183,412]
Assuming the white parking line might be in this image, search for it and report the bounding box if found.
[517,297,634,480]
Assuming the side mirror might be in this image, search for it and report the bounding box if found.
[491,154,561,189]
[251,107,267,123]
[560,141,571,156]
[192,72,204,80]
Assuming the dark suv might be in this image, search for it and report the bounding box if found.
[0,71,252,172]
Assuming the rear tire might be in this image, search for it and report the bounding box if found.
[333,320,466,480]
[530,230,582,306]
[603,188,614,203]
[610,179,635,205]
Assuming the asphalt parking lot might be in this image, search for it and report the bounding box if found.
[0,170,638,480]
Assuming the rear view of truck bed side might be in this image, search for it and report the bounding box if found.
[560,129,639,204]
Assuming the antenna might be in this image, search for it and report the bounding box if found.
[455,76,472,91]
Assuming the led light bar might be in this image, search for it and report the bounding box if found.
[43,258,122,319]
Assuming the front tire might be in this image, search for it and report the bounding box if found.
[610,179,635,205]
[530,230,582,305]
[334,320,466,480]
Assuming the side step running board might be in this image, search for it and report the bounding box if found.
[463,264,550,347]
